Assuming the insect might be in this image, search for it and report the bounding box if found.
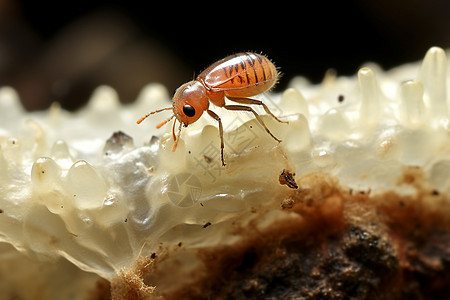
[279,169,298,189]
[137,52,287,166]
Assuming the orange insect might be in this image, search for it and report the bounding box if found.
[137,52,287,166]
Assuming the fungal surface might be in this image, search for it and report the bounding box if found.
[0,47,449,299]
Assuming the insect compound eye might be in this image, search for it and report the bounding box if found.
[182,105,196,117]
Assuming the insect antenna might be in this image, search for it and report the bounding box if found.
[136,107,173,124]
[156,114,175,129]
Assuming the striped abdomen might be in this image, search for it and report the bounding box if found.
[197,52,278,99]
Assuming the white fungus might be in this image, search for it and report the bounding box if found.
[0,47,449,299]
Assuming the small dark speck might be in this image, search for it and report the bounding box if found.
[203,222,212,228]
[124,218,128,223]
[250,125,253,128]
[11,140,16,145]
[200,203,204,207]
[41,171,45,174]
[338,94,345,102]
[60,205,64,209]
[73,194,77,197]
[399,201,405,207]
[188,151,191,154]
[151,252,157,259]
[0,209,3,213]
[279,169,298,189]
[432,189,439,196]
[203,155,213,164]
[178,242,182,247]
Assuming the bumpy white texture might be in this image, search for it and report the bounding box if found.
[0,47,449,296]
[290,47,450,193]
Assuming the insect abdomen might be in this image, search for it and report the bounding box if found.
[198,52,278,98]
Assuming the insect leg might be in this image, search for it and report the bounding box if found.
[227,97,288,124]
[171,119,183,152]
[207,109,226,166]
[224,105,281,143]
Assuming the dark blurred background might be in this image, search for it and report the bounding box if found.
[0,0,449,111]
